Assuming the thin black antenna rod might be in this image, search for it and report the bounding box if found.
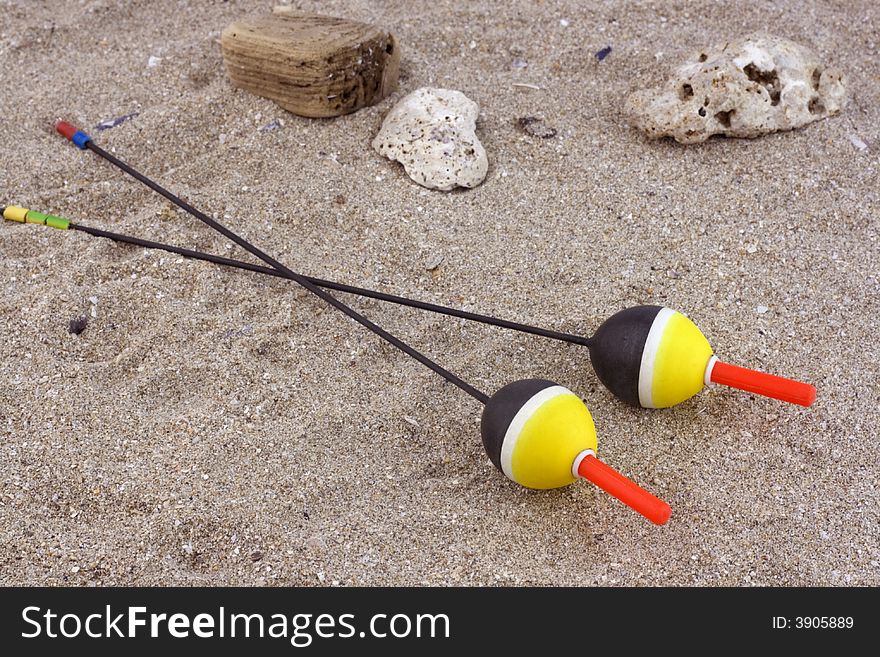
[57,122,489,404]
[68,223,592,347]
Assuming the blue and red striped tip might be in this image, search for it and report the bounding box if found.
[55,120,92,149]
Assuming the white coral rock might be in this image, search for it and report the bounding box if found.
[372,87,488,190]
[626,34,846,144]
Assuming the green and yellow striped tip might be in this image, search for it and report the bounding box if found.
[2,205,70,230]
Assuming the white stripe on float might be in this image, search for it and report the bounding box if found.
[571,448,596,479]
[500,385,570,480]
[704,355,719,386]
[637,307,676,408]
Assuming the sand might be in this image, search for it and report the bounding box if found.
[0,0,877,586]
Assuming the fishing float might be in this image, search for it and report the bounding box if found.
[54,120,821,411]
[36,126,672,524]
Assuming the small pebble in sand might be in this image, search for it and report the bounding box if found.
[68,316,88,335]
[626,33,846,143]
[373,88,488,191]
[259,118,283,132]
[517,116,557,139]
[849,134,868,151]
[425,254,444,271]
[512,82,541,91]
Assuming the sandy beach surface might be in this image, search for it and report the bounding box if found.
[0,0,877,586]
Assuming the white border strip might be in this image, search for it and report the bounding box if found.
[571,449,596,479]
[637,307,676,408]
[500,385,570,480]
[704,355,719,386]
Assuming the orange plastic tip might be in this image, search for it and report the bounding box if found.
[55,121,78,141]
[709,360,816,407]
[577,454,671,525]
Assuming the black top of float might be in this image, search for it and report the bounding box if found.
[480,378,557,471]
[588,305,663,407]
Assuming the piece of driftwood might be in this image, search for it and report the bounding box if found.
[221,11,400,118]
